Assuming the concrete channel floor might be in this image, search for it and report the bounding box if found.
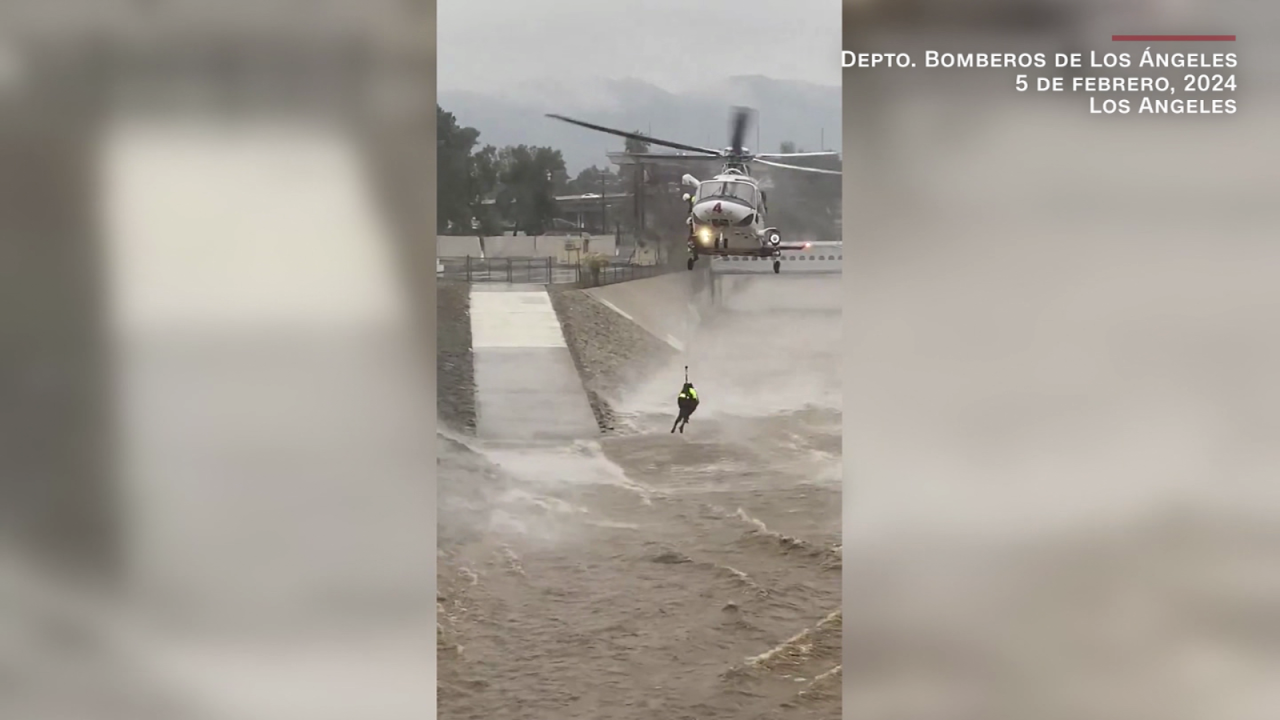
[469,285,599,441]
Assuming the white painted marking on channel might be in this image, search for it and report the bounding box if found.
[595,295,683,352]
[595,297,634,323]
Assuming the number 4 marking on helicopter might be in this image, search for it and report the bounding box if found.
[712,202,722,213]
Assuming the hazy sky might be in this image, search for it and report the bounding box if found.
[437,0,842,94]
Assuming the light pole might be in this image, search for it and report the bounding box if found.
[545,170,553,238]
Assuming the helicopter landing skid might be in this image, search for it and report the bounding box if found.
[687,243,783,273]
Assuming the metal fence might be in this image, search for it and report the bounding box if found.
[438,256,680,288]
[439,257,568,284]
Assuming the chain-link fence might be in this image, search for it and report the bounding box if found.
[438,256,681,288]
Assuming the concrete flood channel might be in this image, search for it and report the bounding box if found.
[438,271,843,719]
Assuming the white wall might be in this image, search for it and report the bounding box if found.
[438,234,617,261]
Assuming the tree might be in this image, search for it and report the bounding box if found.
[492,144,567,235]
[779,141,797,154]
[567,165,618,195]
[437,104,583,237]
[437,106,481,233]
[468,144,501,236]
[549,164,572,196]
[624,132,650,154]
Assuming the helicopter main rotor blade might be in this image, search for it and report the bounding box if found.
[546,114,720,156]
[755,151,840,159]
[753,158,843,175]
[729,106,752,156]
[611,152,719,160]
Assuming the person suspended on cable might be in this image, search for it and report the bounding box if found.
[671,383,698,433]
[671,367,699,434]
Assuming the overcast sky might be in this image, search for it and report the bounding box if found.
[437,0,841,95]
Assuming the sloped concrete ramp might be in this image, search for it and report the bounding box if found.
[584,271,711,352]
[470,285,599,440]
[584,268,841,346]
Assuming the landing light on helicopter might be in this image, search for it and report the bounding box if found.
[696,227,712,245]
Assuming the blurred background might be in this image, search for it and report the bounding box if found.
[844,0,1280,718]
[0,2,437,719]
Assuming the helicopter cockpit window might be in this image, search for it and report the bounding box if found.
[696,181,757,208]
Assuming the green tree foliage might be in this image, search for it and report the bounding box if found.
[492,144,567,236]
[566,165,619,195]
[624,132,650,154]
[469,144,501,235]
[437,106,480,233]
[438,104,568,236]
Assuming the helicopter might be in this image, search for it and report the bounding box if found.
[546,107,840,274]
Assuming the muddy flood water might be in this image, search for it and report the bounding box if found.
[438,305,842,719]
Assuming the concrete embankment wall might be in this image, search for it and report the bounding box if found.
[583,268,842,334]
[571,269,844,422]
[545,271,712,432]
[437,282,476,434]
[583,271,713,352]
[436,272,700,438]
[445,267,839,438]
[548,285,681,433]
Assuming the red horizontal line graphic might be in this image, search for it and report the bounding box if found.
[1112,35,1236,41]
